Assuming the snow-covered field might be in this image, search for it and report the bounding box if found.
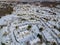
[0,2,60,45]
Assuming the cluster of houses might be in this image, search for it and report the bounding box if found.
[0,2,60,45]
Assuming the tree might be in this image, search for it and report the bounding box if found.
[21,19,26,21]
[30,18,34,20]
[22,2,28,4]
[39,27,43,32]
[37,34,42,43]
[37,34,42,39]
[1,42,5,45]
[52,42,56,45]
[27,25,32,30]
[0,26,3,29]
[15,26,19,29]
[54,25,60,32]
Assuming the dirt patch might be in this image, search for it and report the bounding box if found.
[40,1,60,7]
[0,4,13,17]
